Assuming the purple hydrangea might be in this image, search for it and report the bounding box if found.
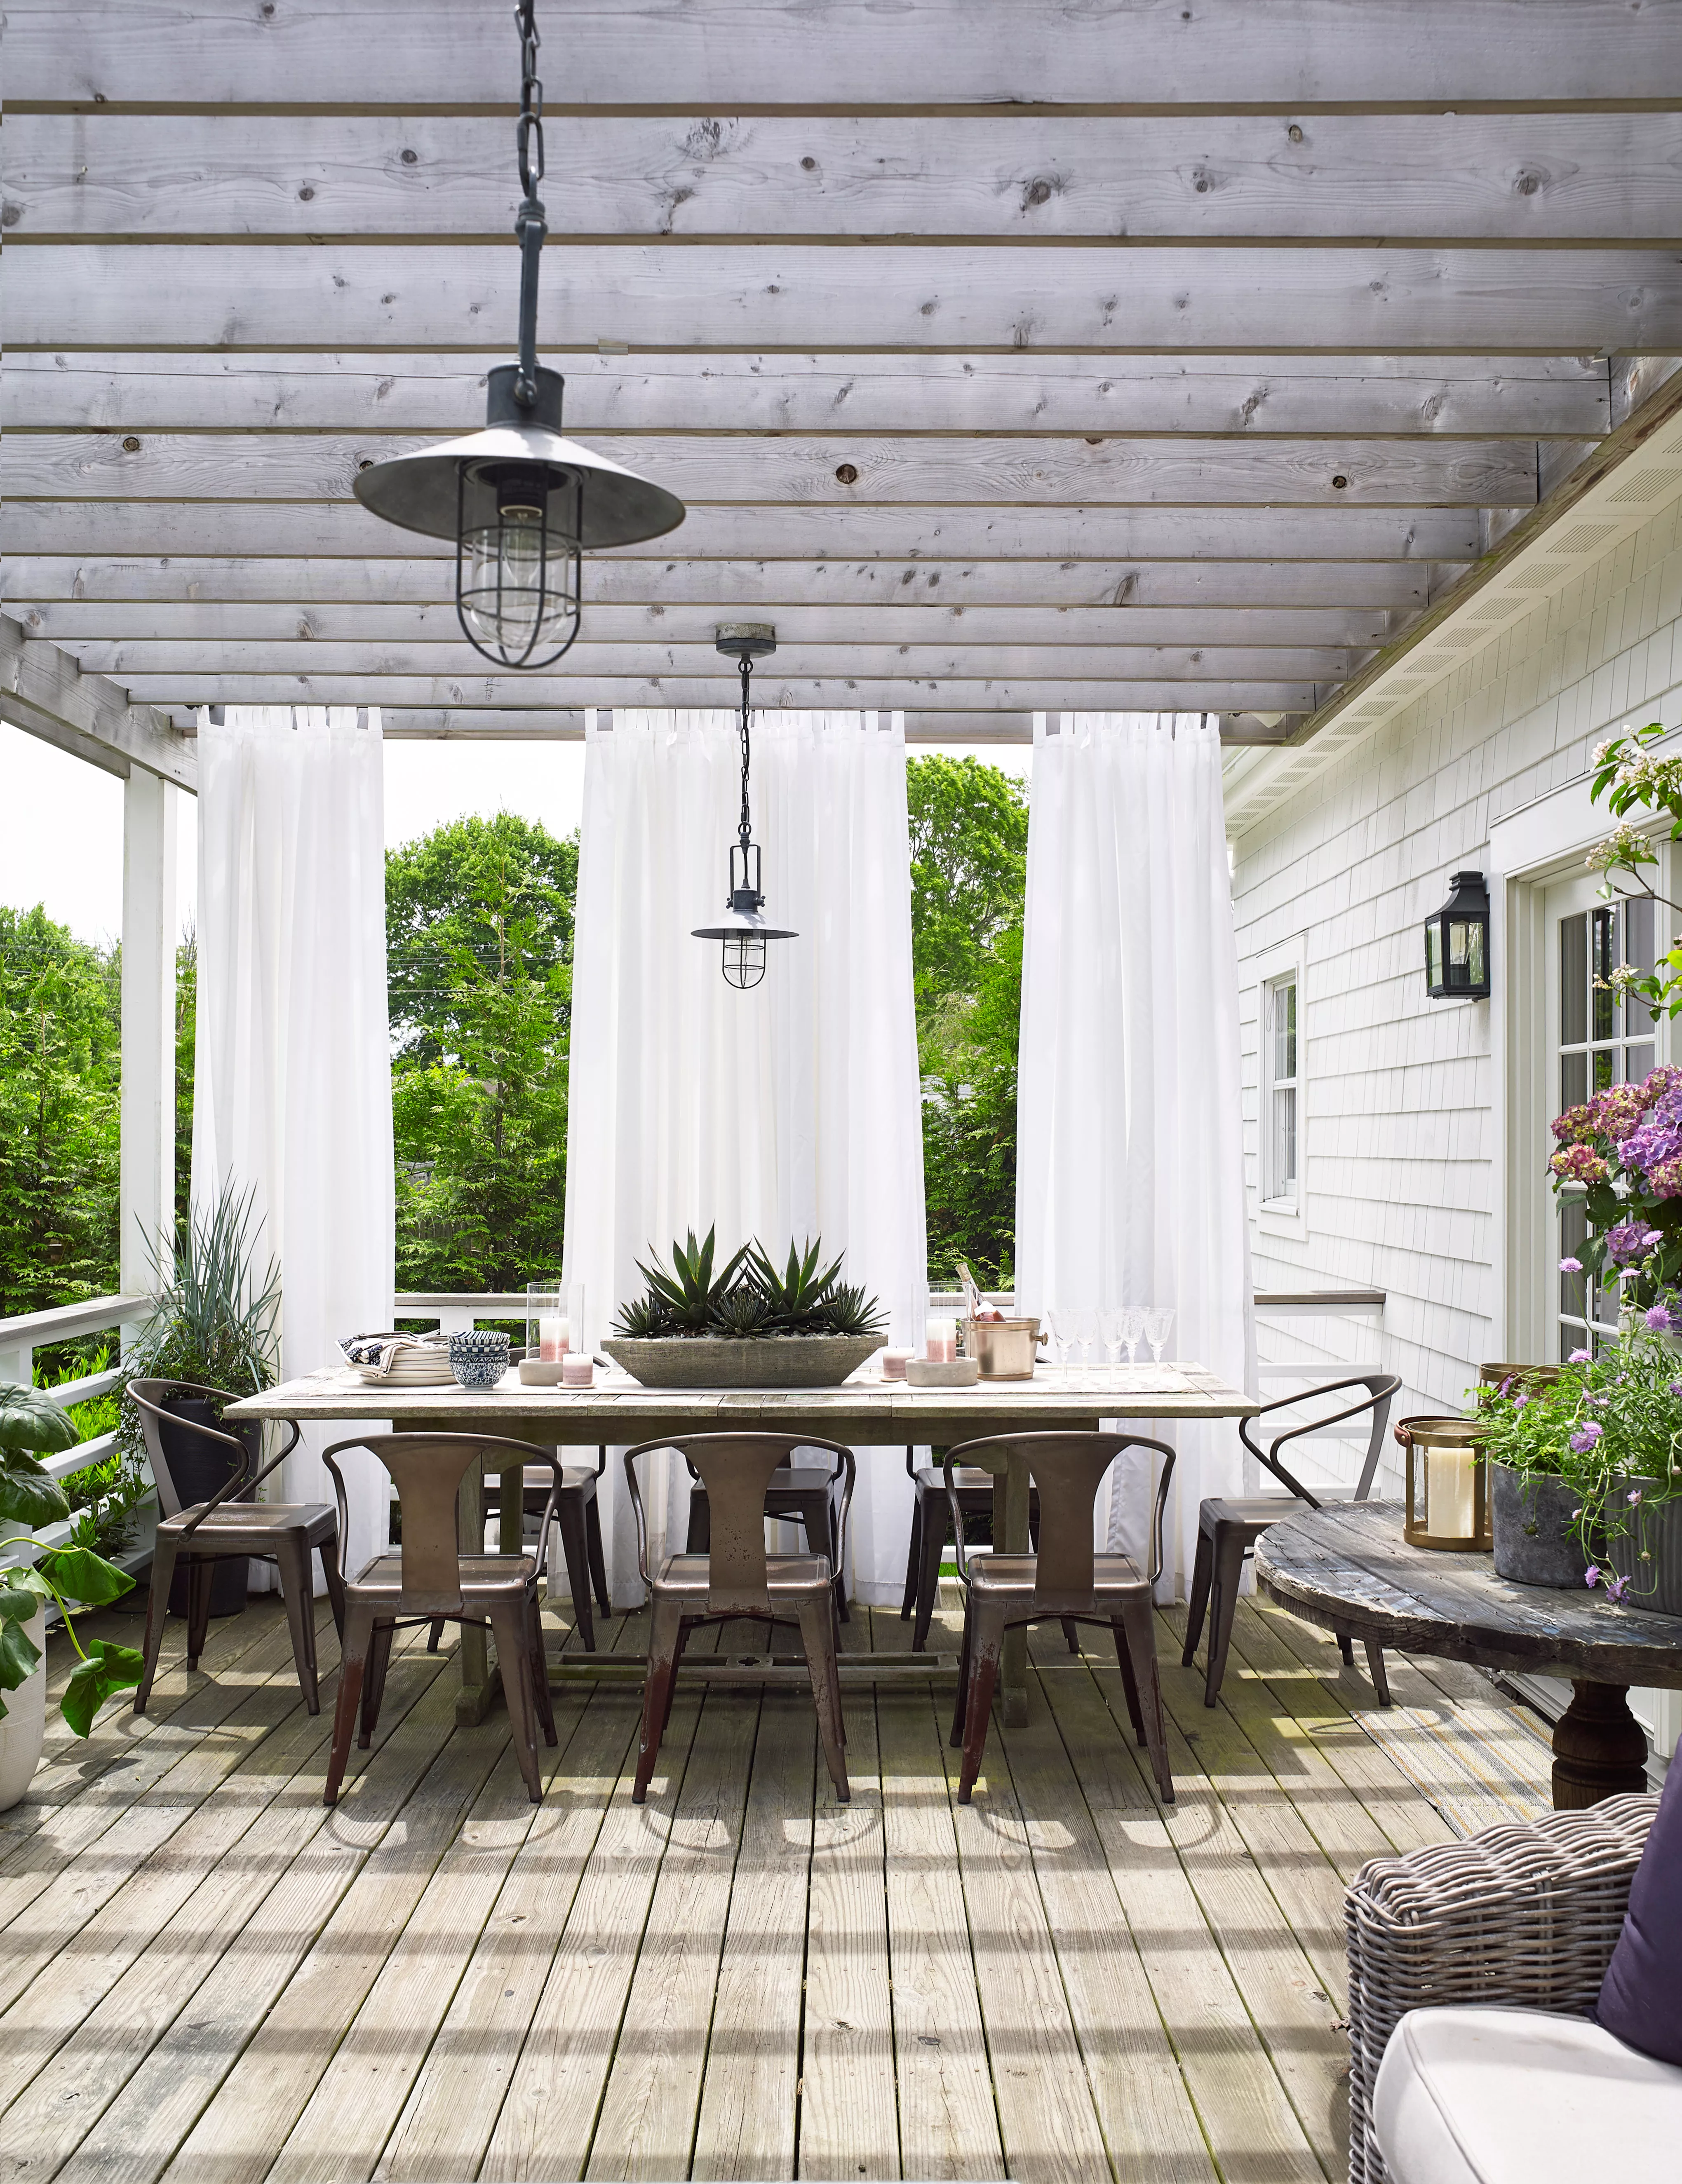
[1569,1422,1604,1452]
[1607,1218,1665,1267]
[1616,1081,1682,1184]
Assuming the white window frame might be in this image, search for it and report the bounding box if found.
[1255,938,1307,1239]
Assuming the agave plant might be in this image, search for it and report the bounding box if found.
[617,1227,751,1337]
[613,1229,885,1342]
[711,1285,775,1339]
[817,1282,887,1339]
[747,1238,846,1330]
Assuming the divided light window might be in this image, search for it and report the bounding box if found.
[1264,972,1299,1208]
[1558,898,1656,1360]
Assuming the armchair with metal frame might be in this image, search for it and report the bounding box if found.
[127,1378,346,1715]
[1181,1370,1402,1708]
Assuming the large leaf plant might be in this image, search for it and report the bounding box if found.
[0,1382,143,1738]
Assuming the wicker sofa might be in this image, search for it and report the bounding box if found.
[1344,1792,1670,2184]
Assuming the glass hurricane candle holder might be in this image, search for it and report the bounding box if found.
[1399,1416,1494,1551]
[527,1281,565,1362]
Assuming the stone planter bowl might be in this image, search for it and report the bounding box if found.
[601,1335,881,1389]
[1491,1463,1590,1588]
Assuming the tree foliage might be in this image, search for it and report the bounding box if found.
[387,814,577,1293]
[905,757,1028,1288]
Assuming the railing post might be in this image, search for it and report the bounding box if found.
[119,768,180,1337]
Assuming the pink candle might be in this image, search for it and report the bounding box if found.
[561,1352,593,1387]
[926,1317,957,1364]
[538,1312,568,1363]
[881,1349,911,1381]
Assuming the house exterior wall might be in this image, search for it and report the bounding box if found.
[1231,497,1682,1472]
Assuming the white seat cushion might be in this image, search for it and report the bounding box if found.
[1374,2006,1682,2184]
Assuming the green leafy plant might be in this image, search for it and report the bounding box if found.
[613,1229,886,1342]
[0,1382,144,1736]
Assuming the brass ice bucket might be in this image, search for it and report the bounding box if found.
[963,1316,1042,1382]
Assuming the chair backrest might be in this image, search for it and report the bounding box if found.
[1238,1372,1402,1507]
[321,1432,561,1613]
[942,1431,1177,1609]
[124,1378,251,1519]
[623,1433,857,1616]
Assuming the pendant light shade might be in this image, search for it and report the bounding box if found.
[349,5,683,668]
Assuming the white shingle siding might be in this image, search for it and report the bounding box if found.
[1233,497,1682,1480]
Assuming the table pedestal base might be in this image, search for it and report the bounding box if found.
[1550,1679,1649,1809]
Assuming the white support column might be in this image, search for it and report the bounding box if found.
[119,769,180,1316]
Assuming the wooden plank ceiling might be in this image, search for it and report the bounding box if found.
[5,0,1681,741]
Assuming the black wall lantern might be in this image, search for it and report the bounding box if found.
[352,2,684,667]
[692,626,798,990]
[1425,870,1492,1000]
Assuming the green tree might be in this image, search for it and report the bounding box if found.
[905,756,1029,1288]
[386,814,577,1293]
[0,908,122,1318]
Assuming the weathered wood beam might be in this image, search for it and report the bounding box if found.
[12,2,1680,107]
[6,429,1546,508]
[0,612,196,787]
[15,600,1394,647]
[68,638,1355,683]
[0,554,1441,611]
[0,497,1486,563]
[13,242,1682,352]
[371,709,1075,744]
[11,112,1680,243]
[117,673,1324,712]
[5,351,1615,438]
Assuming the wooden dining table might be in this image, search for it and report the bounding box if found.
[228,1360,1256,1726]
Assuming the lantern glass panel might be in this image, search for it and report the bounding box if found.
[457,464,582,667]
[1402,1417,1492,1549]
[1425,921,1444,989]
[722,935,767,990]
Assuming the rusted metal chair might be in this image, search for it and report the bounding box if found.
[900,1444,1079,1655]
[1182,1371,1401,1708]
[686,1447,849,1622]
[126,1378,345,1714]
[945,1431,1178,1805]
[482,1443,613,1649]
[624,1432,855,1806]
[321,1432,561,1806]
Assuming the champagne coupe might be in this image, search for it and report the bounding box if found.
[1144,1306,1175,1364]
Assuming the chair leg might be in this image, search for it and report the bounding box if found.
[584,1496,612,1619]
[186,1558,214,1670]
[275,1533,320,1713]
[911,1493,948,1652]
[555,1492,595,1653]
[426,1618,446,1652]
[359,1620,394,1748]
[1119,1596,1175,1804]
[1364,1642,1393,1708]
[134,1534,179,1714]
[318,1531,348,1641]
[900,1490,923,1621]
[634,1593,686,1804]
[807,1487,849,1626]
[1183,1525,1216,1666]
[957,1603,1006,1803]
[1111,1619,1147,1745]
[1061,1619,1081,1655]
[797,1596,850,1802]
[527,1590,557,1745]
[1337,1632,1356,1668]
[325,1602,375,1806]
[1202,1525,1247,1708]
[950,1594,974,1749]
[489,1597,543,1804]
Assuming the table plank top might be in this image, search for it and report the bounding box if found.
[225,1361,1256,1443]
[1255,1500,1682,1689]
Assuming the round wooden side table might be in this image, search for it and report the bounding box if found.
[1254,1500,1681,1808]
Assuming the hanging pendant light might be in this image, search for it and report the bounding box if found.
[692,626,798,991]
[352,1,684,668]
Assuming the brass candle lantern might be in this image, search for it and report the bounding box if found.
[1395,1415,1494,1551]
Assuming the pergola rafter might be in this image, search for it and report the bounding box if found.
[5,0,1680,740]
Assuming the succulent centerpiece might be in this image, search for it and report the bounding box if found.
[603,1230,886,1388]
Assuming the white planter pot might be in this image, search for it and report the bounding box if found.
[0,1605,47,1813]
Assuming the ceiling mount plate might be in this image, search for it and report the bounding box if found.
[715,622,777,662]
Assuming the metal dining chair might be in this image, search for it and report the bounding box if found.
[320,1432,561,1805]
[623,1432,855,1806]
[126,1378,345,1714]
[1181,1371,1402,1708]
[944,1430,1178,1805]
[900,1443,1079,1654]
[686,1445,849,1622]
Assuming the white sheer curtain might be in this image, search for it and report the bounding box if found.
[1015,711,1254,1598]
[192,706,395,1583]
[562,707,926,1607]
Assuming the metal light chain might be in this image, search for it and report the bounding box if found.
[512,0,548,406]
[736,652,755,852]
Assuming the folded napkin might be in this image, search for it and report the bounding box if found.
[338,1331,449,1375]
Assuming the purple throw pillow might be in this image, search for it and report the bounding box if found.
[1595,1755,1682,2066]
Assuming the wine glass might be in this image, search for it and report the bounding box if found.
[1120,1305,1146,1365]
[1099,1307,1124,1384]
[1042,1307,1074,1383]
[1144,1306,1175,1364]
[1066,1306,1100,1379]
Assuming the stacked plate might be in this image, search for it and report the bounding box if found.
[350,1339,458,1388]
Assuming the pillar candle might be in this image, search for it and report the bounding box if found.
[561,1352,593,1387]
[926,1317,957,1364]
[881,1349,911,1381]
[538,1313,568,1363]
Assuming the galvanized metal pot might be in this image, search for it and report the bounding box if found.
[1490,1463,1590,1588]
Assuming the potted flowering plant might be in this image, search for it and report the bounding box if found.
[1475,1318,1682,1613]
[1548,1068,1682,1311]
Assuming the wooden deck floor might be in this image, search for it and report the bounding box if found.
[0,1584,1553,2184]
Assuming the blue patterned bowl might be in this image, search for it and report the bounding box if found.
[448,1329,511,1390]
